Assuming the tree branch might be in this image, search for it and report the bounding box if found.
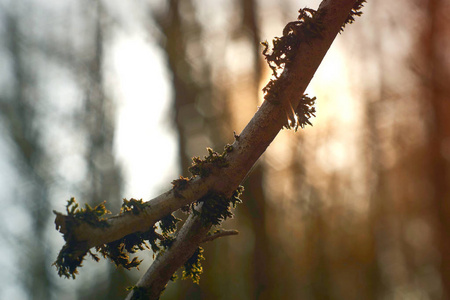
[53,0,364,297]
[125,0,362,298]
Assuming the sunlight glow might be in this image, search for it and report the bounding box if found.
[110,34,177,199]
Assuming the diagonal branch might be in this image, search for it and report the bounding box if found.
[125,0,363,298]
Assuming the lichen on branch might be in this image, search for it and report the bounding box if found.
[188,147,230,178]
[53,197,181,279]
[53,1,368,296]
[261,8,324,130]
[53,144,242,280]
[341,0,367,31]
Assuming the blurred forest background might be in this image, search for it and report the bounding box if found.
[1,0,449,299]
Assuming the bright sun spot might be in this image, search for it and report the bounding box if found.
[111,34,177,199]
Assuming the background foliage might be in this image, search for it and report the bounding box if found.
[0,0,449,299]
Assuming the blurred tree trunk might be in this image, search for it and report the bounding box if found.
[81,0,122,207]
[420,0,450,296]
[235,0,275,299]
[362,4,389,297]
[155,0,204,175]
[154,0,278,298]
[0,6,52,300]
[1,2,129,298]
[76,1,129,299]
[154,0,234,298]
[364,98,386,299]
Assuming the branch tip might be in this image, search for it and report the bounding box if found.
[202,229,239,243]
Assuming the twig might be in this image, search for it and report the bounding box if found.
[202,229,239,243]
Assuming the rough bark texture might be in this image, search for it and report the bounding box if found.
[124,0,360,298]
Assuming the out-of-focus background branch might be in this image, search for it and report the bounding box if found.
[0,0,449,299]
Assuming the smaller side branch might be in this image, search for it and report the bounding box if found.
[53,176,211,257]
[202,229,239,243]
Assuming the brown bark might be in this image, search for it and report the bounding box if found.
[126,0,363,298]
